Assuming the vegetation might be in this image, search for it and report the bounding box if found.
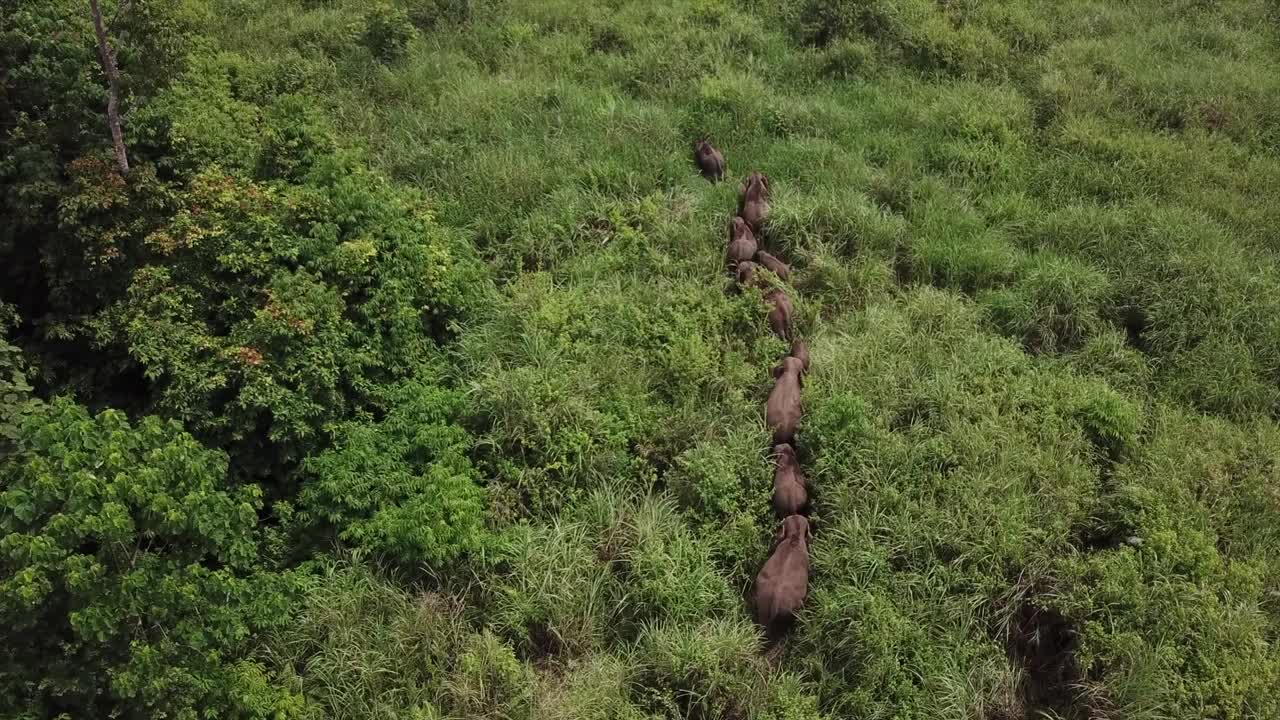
[2,0,1278,718]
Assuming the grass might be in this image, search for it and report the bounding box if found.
[185,0,1280,716]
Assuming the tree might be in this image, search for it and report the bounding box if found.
[0,398,300,718]
[88,0,129,175]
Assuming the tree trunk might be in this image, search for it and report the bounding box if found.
[88,0,129,175]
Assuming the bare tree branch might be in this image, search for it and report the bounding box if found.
[89,0,130,176]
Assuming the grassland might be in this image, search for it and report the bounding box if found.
[206,0,1280,717]
[8,0,1280,717]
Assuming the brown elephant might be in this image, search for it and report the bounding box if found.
[789,339,810,373]
[693,139,725,182]
[753,514,811,633]
[738,171,771,232]
[766,355,804,445]
[735,260,762,288]
[754,250,790,280]
[765,288,793,340]
[727,216,758,268]
[772,443,808,517]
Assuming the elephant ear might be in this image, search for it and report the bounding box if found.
[772,363,786,379]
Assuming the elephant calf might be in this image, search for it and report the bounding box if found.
[754,250,790,280]
[765,288,793,340]
[693,139,725,182]
[727,216,758,267]
[766,356,804,445]
[789,339,810,373]
[772,444,808,517]
[738,171,770,232]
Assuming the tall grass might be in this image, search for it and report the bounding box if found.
[223,0,1280,716]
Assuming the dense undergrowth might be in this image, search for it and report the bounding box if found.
[2,0,1279,718]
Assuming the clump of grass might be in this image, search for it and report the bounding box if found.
[259,558,468,719]
[485,521,618,660]
[627,618,768,719]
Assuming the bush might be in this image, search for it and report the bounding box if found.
[533,655,650,720]
[363,3,416,64]
[666,430,774,578]
[0,0,193,341]
[446,630,535,719]
[794,291,1140,715]
[95,155,485,475]
[0,306,35,448]
[0,398,298,718]
[981,253,1111,355]
[299,378,488,567]
[786,0,1010,77]
[404,0,504,29]
[484,490,741,659]
[1053,407,1280,718]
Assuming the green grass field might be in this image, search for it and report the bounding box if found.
[4,0,1280,718]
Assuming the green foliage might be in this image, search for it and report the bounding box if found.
[796,291,1121,716]
[95,152,484,471]
[447,630,536,719]
[261,559,467,719]
[458,222,771,516]
[299,378,488,566]
[402,0,504,29]
[484,489,739,660]
[0,398,298,718]
[629,618,768,718]
[362,4,416,64]
[6,0,1280,717]
[783,0,1013,78]
[0,306,36,446]
[0,0,195,330]
[1053,407,1280,719]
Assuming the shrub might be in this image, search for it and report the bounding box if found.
[446,630,535,719]
[299,378,488,567]
[613,496,739,625]
[363,3,416,64]
[404,0,505,29]
[819,38,880,79]
[1,0,193,344]
[484,490,740,658]
[786,0,1010,77]
[95,156,485,475]
[981,253,1111,355]
[459,250,764,516]
[533,655,650,720]
[0,306,35,448]
[666,430,774,578]
[0,398,298,718]
[794,291,1140,715]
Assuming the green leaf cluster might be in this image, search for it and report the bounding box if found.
[0,398,301,718]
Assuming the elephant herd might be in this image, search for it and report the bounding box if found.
[695,139,812,641]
